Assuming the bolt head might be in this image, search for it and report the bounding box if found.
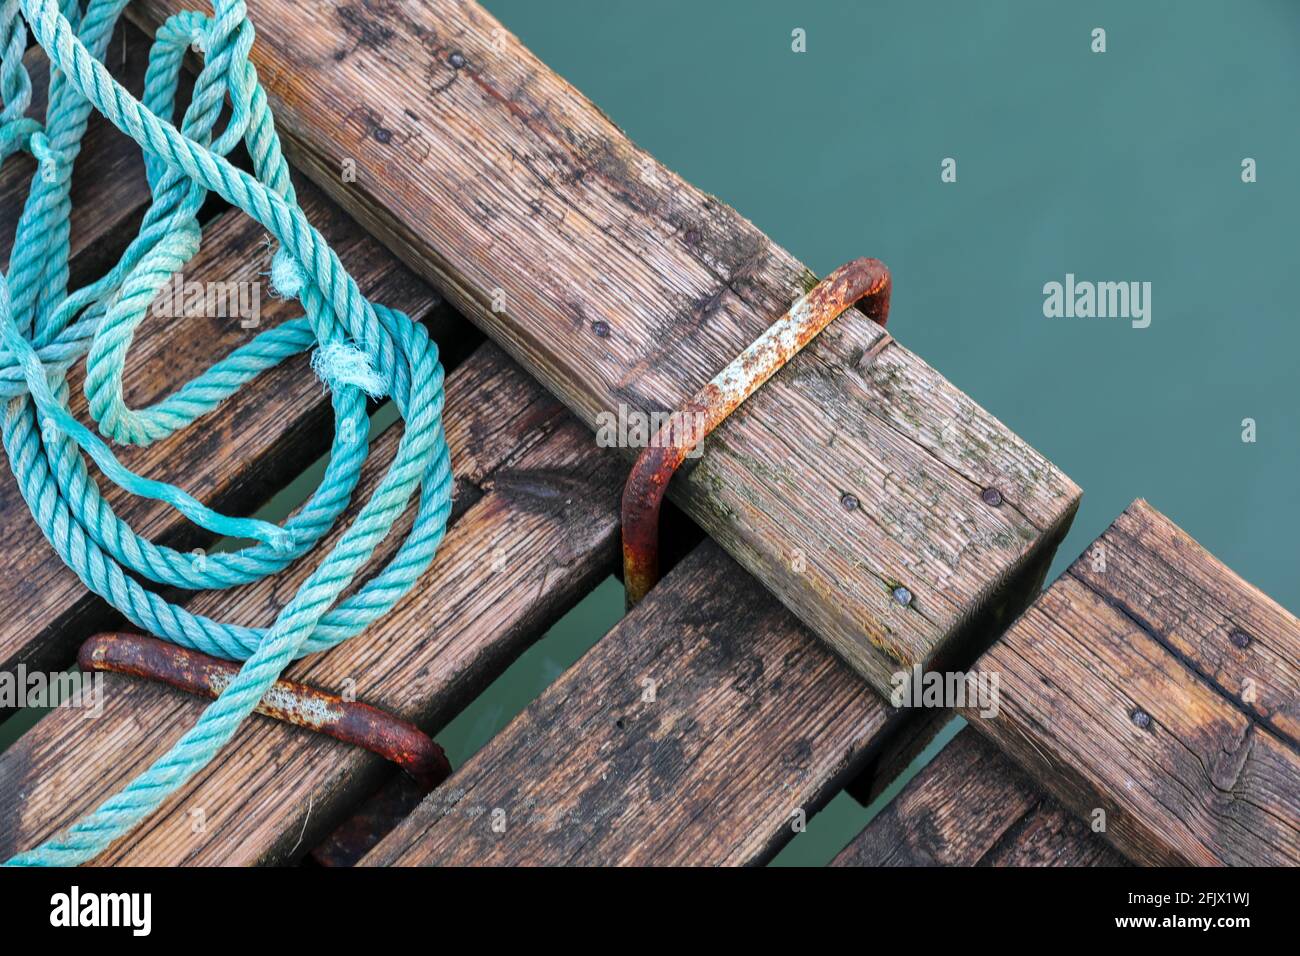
[891,585,913,607]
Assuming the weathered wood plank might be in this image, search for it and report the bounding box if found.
[0,342,623,864]
[963,500,1300,866]
[0,172,448,686]
[980,803,1124,867]
[832,726,1124,867]
[133,0,1081,694]
[1071,502,1299,744]
[362,539,903,867]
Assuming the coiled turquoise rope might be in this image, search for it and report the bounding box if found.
[0,0,453,865]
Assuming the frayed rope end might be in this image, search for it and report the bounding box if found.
[269,247,305,299]
[311,341,388,400]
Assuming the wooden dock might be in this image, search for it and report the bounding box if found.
[0,1,1295,867]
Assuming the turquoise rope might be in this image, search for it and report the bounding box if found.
[0,0,453,865]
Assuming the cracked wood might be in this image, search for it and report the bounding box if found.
[963,499,1300,866]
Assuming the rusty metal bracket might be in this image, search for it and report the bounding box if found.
[620,257,893,607]
[78,633,451,790]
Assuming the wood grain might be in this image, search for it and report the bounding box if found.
[0,169,449,687]
[362,539,904,867]
[132,0,1082,693]
[964,499,1300,866]
[0,342,624,864]
[832,726,1124,867]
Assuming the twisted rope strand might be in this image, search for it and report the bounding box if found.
[1,0,454,865]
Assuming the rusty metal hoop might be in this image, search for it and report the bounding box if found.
[620,257,892,607]
[78,633,451,789]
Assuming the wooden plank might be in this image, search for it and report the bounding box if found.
[362,539,903,867]
[0,342,623,864]
[980,802,1124,867]
[0,171,449,686]
[831,726,1124,867]
[133,0,1082,695]
[962,499,1300,866]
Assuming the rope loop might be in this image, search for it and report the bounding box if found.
[0,0,454,866]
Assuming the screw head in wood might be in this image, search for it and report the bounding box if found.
[981,487,1003,507]
[891,585,913,607]
[449,51,466,69]
[1130,708,1152,729]
[840,492,859,511]
[1229,628,1252,649]
[591,320,611,338]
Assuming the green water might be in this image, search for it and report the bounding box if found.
[471,0,1300,863]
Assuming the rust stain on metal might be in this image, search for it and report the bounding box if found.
[621,257,893,606]
[78,633,451,790]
